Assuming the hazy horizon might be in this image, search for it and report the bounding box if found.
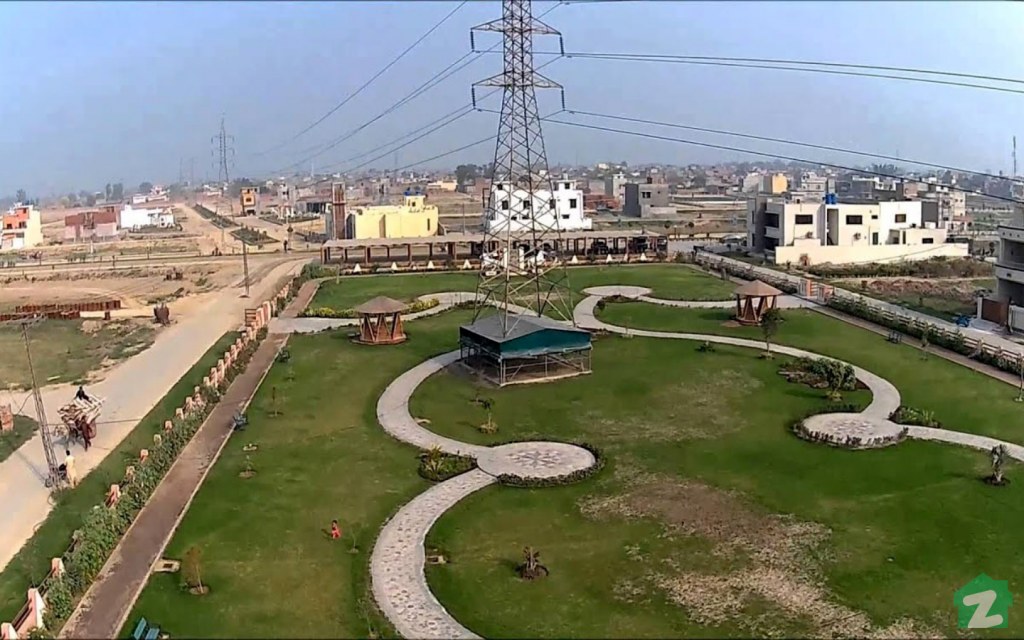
[1,1,1022,197]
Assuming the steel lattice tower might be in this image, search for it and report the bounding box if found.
[211,116,235,185]
[470,0,572,335]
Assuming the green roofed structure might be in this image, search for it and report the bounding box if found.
[459,314,593,386]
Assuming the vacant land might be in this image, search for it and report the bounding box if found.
[0,320,156,389]
[835,277,995,320]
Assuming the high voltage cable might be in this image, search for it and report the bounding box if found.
[514,51,1024,96]
[538,113,1024,205]
[567,108,1024,185]
[265,1,566,177]
[254,0,469,157]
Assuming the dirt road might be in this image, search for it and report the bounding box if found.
[0,256,309,573]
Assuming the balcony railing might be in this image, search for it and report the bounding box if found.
[998,259,1024,272]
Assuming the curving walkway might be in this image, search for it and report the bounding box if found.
[364,284,1024,639]
[271,292,490,335]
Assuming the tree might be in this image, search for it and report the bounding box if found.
[85,193,98,206]
[820,359,856,402]
[182,545,206,593]
[455,164,479,185]
[478,397,497,433]
[15,189,26,204]
[760,307,784,356]
[138,181,154,194]
[989,444,1008,486]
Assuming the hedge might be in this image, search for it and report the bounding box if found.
[41,327,268,630]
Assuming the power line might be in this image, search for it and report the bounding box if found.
[253,0,469,157]
[567,108,1024,185]
[514,51,1024,96]
[266,1,567,178]
[560,51,1024,87]
[537,111,1024,205]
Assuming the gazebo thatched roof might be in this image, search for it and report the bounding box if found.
[734,280,782,297]
[354,296,408,315]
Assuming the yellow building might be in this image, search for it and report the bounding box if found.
[345,194,439,240]
[762,173,789,194]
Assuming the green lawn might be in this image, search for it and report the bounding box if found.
[419,332,1024,638]
[0,320,156,389]
[0,416,38,465]
[310,264,736,311]
[123,313,477,639]
[598,302,1024,443]
[0,332,238,622]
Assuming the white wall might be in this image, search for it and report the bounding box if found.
[773,242,968,265]
[485,179,592,233]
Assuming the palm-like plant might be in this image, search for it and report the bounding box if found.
[478,398,498,433]
[516,546,550,580]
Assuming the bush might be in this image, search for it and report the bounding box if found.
[889,405,943,428]
[779,357,858,392]
[181,545,204,590]
[807,257,990,279]
[417,447,477,482]
[301,298,440,319]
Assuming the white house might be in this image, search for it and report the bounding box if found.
[119,204,174,230]
[484,177,592,234]
[748,196,967,265]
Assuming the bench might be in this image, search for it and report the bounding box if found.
[131,618,148,640]
[886,330,902,344]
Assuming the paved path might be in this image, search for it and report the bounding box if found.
[60,331,293,638]
[0,258,307,573]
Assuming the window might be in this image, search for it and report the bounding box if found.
[426,219,431,232]
[795,214,814,225]
[549,199,556,210]
[922,238,934,244]
[564,182,571,189]
[871,214,878,220]
[562,214,570,219]
[642,191,651,199]
[765,213,780,228]
[569,198,578,209]
[845,215,863,225]
[501,200,509,210]
[522,200,531,209]
[895,213,907,223]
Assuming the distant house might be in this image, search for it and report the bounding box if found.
[1,204,43,251]
[64,209,119,242]
[119,204,174,230]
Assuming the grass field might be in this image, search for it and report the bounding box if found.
[116,269,1024,638]
[309,264,736,311]
[0,416,38,465]
[419,321,1024,637]
[0,320,156,389]
[0,332,238,622]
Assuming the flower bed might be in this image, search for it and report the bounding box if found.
[417,447,476,482]
[888,405,943,428]
[300,298,439,319]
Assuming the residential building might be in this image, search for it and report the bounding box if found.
[485,177,592,233]
[64,209,119,242]
[919,180,967,231]
[748,196,966,265]
[762,173,789,195]
[994,209,1024,307]
[622,177,672,218]
[604,172,628,200]
[426,179,458,192]
[240,187,259,216]
[1,204,43,251]
[118,204,174,230]
[345,193,440,240]
[740,172,764,193]
[788,172,832,202]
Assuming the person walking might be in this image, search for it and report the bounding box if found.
[63,449,78,488]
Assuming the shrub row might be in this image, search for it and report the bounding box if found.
[494,441,605,488]
[193,204,237,229]
[301,298,439,319]
[417,450,476,482]
[41,327,268,630]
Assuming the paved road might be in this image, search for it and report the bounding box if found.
[0,257,308,573]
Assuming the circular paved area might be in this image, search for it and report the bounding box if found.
[476,441,596,479]
[583,285,652,298]
[800,413,906,448]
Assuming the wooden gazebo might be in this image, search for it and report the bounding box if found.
[354,296,408,345]
[734,280,782,325]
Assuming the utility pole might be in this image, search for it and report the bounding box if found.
[1013,136,1017,178]
[241,239,251,298]
[3,317,63,489]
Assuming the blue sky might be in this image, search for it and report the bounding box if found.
[0,1,1021,196]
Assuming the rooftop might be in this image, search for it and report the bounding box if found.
[462,313,588,343]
